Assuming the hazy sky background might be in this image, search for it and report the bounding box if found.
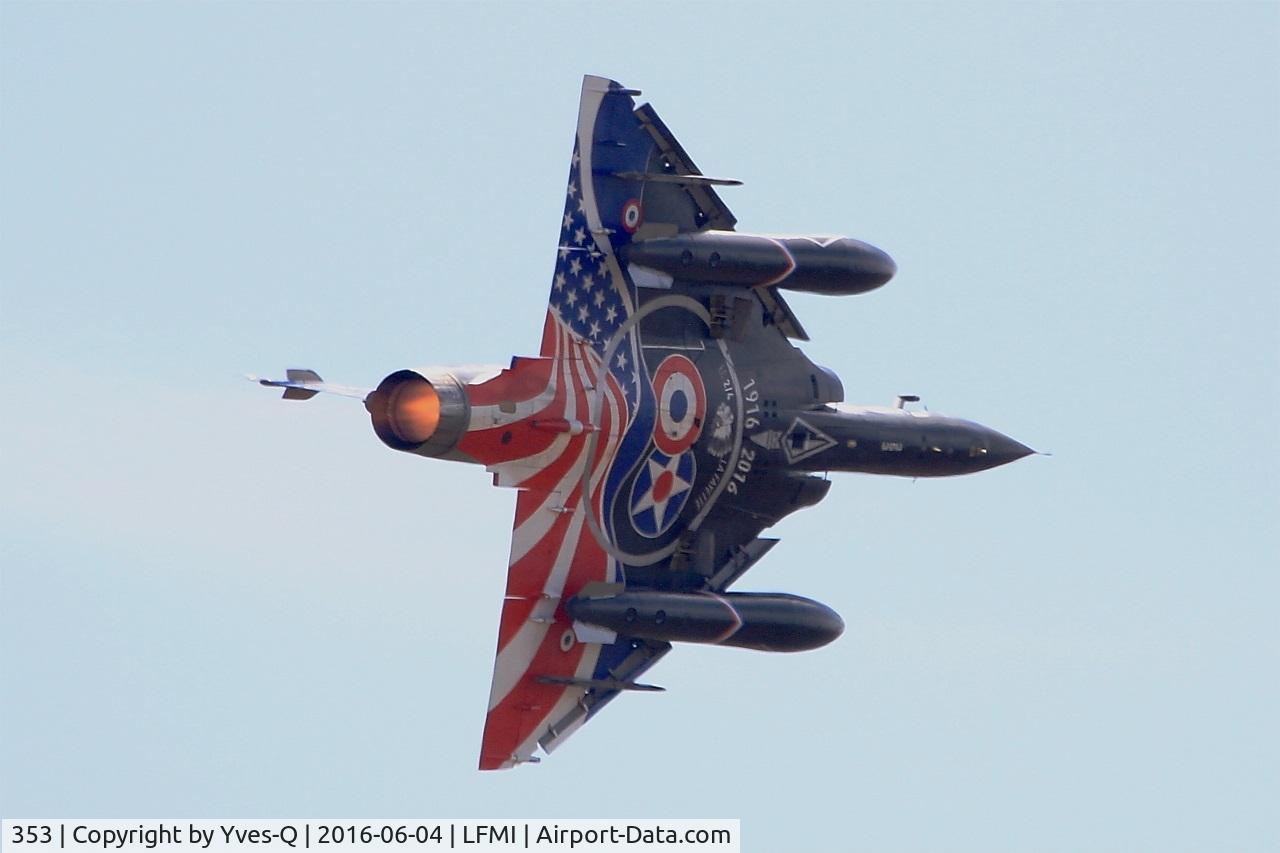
[3,3,1277,851]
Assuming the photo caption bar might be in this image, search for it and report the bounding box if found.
[3,821,738,853]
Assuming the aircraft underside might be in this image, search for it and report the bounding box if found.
[258,75,1033,769]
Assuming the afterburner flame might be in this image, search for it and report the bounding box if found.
[387,379,441,444]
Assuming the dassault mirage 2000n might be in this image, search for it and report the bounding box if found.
[257,76,1034,769]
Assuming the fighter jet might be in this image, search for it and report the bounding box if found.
[257,76,1034,769]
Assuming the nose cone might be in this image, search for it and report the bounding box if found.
[983,430,1036,470]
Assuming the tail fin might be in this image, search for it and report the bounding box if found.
[280,369,322,400]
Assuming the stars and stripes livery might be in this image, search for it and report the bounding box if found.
[470,76,769,768]
[257,74,967,769]
[475,77,657,768]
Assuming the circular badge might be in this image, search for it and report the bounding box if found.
[629,449,697,538]
[652,354,706,456]
[621,198,643,233]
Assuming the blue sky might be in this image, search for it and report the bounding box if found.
[2,3,1277,851]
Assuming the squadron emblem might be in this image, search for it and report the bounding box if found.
[629,449,696,538]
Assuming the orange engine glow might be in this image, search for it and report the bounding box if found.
[387,379,441,444]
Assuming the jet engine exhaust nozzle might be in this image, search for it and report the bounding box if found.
[386,379,440,444]
[366,369,471,458]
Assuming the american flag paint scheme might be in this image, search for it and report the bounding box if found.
[258,76,1036,770]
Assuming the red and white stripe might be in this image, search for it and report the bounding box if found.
[477,313,629,769]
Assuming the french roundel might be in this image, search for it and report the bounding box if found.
[652,354,706,455]
[621,199,643,233]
